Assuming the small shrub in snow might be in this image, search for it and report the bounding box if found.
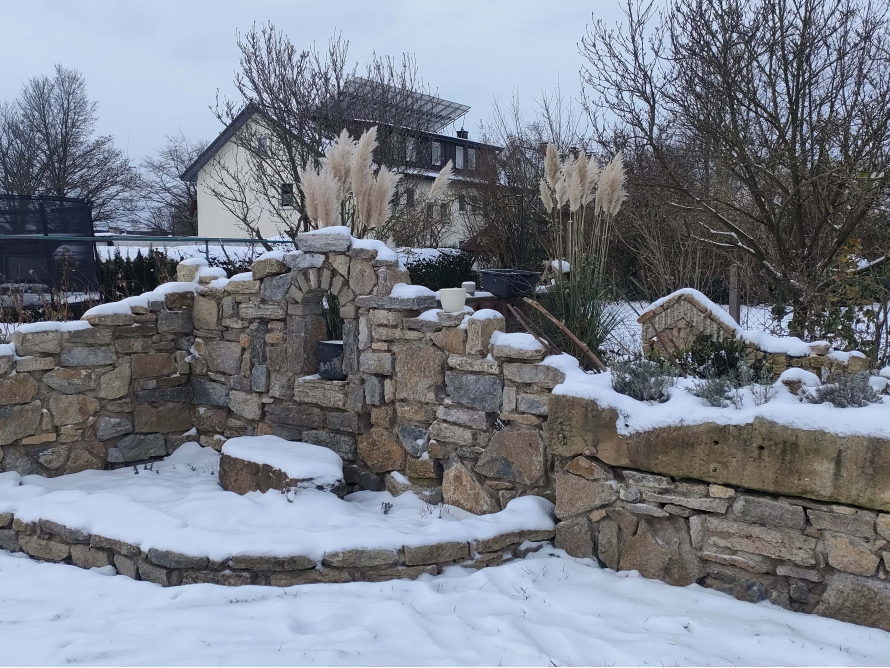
[805,371,881,408]
[692,376,736,408]
[611,355,675,403]
[734,361,777,406]
[687,335,766,379]
[748,379,777,406]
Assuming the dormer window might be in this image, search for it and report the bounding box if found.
[432,142,442,166]
[455,146,465,170]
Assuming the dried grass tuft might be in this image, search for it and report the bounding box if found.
[544,143,561,190]
[596,152,627,218]
[539,178,554,212]
[325,128,356,196]
[428,160,453,203]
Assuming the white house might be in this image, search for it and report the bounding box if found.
[180,99,501,246]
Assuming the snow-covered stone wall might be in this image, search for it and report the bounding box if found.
[638,288,870,375]
[4,236,890,632]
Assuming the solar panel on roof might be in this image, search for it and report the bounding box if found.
[342,77,470,133]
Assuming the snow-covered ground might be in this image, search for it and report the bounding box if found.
[2,545,889,666]
[0,443,554,563]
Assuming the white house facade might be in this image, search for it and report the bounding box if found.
[181,104,501,246]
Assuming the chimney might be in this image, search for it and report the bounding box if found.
[457,128,469,139]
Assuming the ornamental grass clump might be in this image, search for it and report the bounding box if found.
[298,127,452,239]
[611,355,676,403]
[805,371,881,408]
[536,145,626,365]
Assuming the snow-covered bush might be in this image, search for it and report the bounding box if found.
[805,371,881,408]
[692,376,736,408]
[687,335,759,379]
[611,355,675,403]
[685,336,776,407]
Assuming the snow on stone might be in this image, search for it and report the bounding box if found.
[1,546,888,666]
[16,320,92,333]
[195,266,227,280]
[221,436,343,486]
[179,257,208,266]
[642,288,818,356]
[828,350,868,363]
[81,296,142,317]
[778,368,821,387]
[0,343,14,357]
[82,279,198,319]
[420,306,474,321]
[470,308,503,321]
[870,376,890,393]
[149,281,199,296]
[0,444,554,563]
[302,225,351,236]
[490,331,544,351]
[229,271,255,282]
[255,249,285,261]
[390,283,436,298]
[352,237,398,262]
[543,353,890,439]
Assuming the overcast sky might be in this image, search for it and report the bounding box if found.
[0,0,621,164]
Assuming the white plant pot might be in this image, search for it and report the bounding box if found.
[439,288,467,313]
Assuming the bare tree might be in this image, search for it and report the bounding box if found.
[581,0,890,338]
[0,102,43,195]
[3,64,140,224]
[138,132,207,235]
[465,90,590,270]
[208,26,441,239]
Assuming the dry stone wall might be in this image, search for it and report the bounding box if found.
[4,237,890,631]
[0,512,553,587]
[638,290,869,375]
[549,450,890,632]
[0,290,194,476]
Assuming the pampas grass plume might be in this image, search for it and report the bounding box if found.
[325,128,355,194]
[583,159,600,206]
[544,143,561,190]
[369,170,401,228]
[428,160,453,202]
[566,156,582,212]
[539,179,554,212]
[351,126,378,228]
[299,166,320,227]
[596,152,627,218]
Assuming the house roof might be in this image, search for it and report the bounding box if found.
[180,104,261,183]
[180,102,502,185]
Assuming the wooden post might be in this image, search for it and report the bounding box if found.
[729,264,741,325]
